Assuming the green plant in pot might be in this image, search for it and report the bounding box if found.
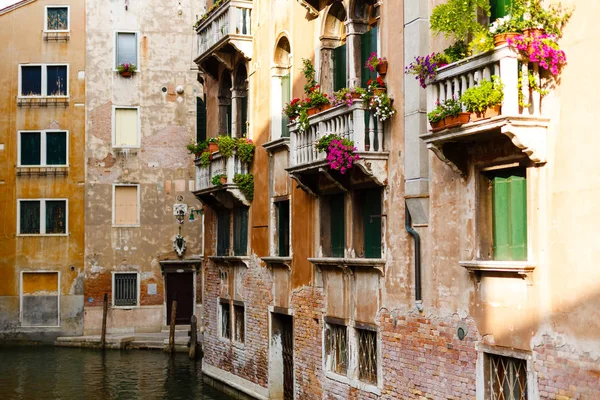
[233,173,254,201]
[442,96,470,128]
[460,76,504,121]
[430,0,490,42]
[217,135,236,158]
[236,137,255,164]
[186,140,208,156]
[198,151,212,167]
[427,103,446,131]
[211,174,227,187]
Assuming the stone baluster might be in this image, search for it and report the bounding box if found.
[500,55,519,116]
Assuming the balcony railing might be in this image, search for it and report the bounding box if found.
[196,0,252,61]
[195,151,249,192]
[289,101,385,170]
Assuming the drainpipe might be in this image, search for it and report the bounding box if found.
[405,204,423,312]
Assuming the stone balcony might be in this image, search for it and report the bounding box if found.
[194,0,253,78]
[193,151,251,208]
[287,101,388,195]
[421,45,550,175]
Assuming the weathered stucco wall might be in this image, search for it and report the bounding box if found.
[84,0,205,334]
[0,0,86,342]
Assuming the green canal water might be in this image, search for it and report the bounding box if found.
[0,346,235,400]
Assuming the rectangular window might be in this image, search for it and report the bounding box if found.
[217,210,231,256]
[233,207,249,256]
[281,74,291,138]
[19,131,68,167]
[357,328,377,384]
[18,199,67,235]
[113,107,140,148]
[21,272,59,327]
[325,323,348,375]
[333,43,347,92]
[486,353,527,400]
[330,194,345,257]
[113,273,138,307]
[45,6,69,31]
[116,32,138,67]
[113,185,140,226]
[220,301,231,339]
[233,303,245,343]
[490,169,527,261]
[19,65,68,97]
[196,96,207,143]
[276,200,290,257]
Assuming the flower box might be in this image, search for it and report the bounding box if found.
[494,33,519,47]
[470,105,501,122]
[376,61,388,75]
[429,120,446,132]
[120,71,132,78]
[373,88,387,96]
[444,112,470,129]
[307,104,332,116]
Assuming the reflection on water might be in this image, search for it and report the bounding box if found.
[0,346,234,400]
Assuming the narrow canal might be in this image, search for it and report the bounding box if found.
[0,346,235,400]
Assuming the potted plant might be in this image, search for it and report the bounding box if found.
[460,76,504,121]
[442,96,469,128]
[331,87,367,107]
[117,63,137,77]
[233,173,254,201]
[305,85,331,116]
[518,0,572,38]
[404,52,449,88]
[236,137,255,164]
[198,151,212,167]
[315,134,360,175]
[211,174,227,187]
[489,15,521,46]
[365,52,389,75]
[217,135,236,157]
[282,97,303,122]
[207,137,219,153]
[186,141,208,157]
[367,92,397,122]
[367,76,387,96]
[508,34,566,76]
[427,103,446,131]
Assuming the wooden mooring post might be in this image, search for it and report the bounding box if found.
[101,293,108,350]
[168,298,177,353]
[189,315,198,360]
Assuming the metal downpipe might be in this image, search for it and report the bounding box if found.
[405,204,423,312]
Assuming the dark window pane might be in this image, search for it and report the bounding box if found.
[277,200,290,257]
[47,7,68,30]
[21,66,42,96]
[114,273,138,307]
[20,201,40,234]
[196,97,207,142]
[46,201,66,234]
[117,33,137,66]
[333,44,347,92]
[46,132,67,165]
[20,132,41,165]
[47,66,67,96]
[363,188,382,258]
[330,194,345,257]
[217,210,230,256]
[221,302,231,339]
[233,207,249,256]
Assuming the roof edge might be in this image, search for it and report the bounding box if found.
[0,0,37,16]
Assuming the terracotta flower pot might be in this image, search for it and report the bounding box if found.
[444,115,461,129]
[376,61,388,75]
[307,104,332,116]
[351,92,362,100]
[523,28,544,38]
[208,142,219,153]
[429,119,446,132]
[494,32,519,47]
[457,112,470,125]
[470,105,502,122]
[220,176,227,185]
[373,88,387,96]
[120,71,132,78]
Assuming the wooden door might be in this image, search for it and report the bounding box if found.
[166,272,194,325]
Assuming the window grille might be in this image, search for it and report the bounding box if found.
[46,7,68,31]
[325,323,347,375]
[221,302,231,339]
[114,273,137,307]
[234,304,245,343]
[357,328,377,384]
[488,354,528,400]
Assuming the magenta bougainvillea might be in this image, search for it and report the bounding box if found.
[316,135,360,174]
[508,34,566,76]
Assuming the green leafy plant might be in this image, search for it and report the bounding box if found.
[469,31,495,55]
[517,68,548,108]
[430,0,490,41]
[194,0,225,28]
[514,0,573,38]
[315,134,343,153]
[117,63,137,74]
[368,92,396,122]
[236,138,255,164]
[198,151,212,167]
[460,76,504,113]
[233,173,254,201]
[217,135,236,158]
[297,108,310,134]
[305,85,330,108]
[443,41,469,63]
[211,174,227,187]
[186,141,208,155]
[427,103,446,123]
[331,87,367,107]
[301,58,318,95]
[442,96,462,117]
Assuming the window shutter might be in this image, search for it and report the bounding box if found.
[490,0,512,22]
[227,104,233,136]
[217,210,231,256]
[277,200,290,257]
[115,108,138,147]
[508,176,527,260]
[281,74,291,138]
[333,44,347,92]
[196,97,207,142]
[493,177,510,260]
[20,132,41,166]
[330,194,345,257]
[363,188,382,258]
[46,131,67,165]
[114,186,138,225]
[234,207,249,256]
[361,26,378,88]
[241,97,248,136]
[117,33,137,66]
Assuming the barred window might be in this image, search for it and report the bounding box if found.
[46,7,69,31]
[220,302,231,339]
[233,303,245,343]
[113,273,137,307]
[357,328,377,384]
[325,323,348,375]
[487,354,528,400]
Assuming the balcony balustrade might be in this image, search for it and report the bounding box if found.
[194,151,251,208]
[421,45,550,175]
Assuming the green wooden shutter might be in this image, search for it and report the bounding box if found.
[490,0,512,22]
[196,97,207,142]
[361,26,378,88]
[217,210,231,256]
[233,207,249,256]
[20,132,41,165]
[330,194,345,257]
[241,97,248,136]
[46,131,67,165]
[333,44,347,92]
[493,174,527,261]
[281,74,290,138]
[227,104,233,136]
[277,200,290,257]
[363,188,382,258]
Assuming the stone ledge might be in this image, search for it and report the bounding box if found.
[202,363,269,400]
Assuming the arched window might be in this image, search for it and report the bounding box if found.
[234,63,249,138]
[271,35,292,140]
[321,3,347,94]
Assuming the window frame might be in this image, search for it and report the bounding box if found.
[324,321,348,376]
[233,301,245,344]
[18,64,70,98]
[44,5,70,33]
[17,130,69,167]
[111,271,140,308]
[16,198,69,236]
[112,184,141,227]
[113,31,140,71]
[112,105,141,149]
[219,299,232,340]
[19,270,61,327]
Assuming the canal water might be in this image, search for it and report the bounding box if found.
[0,346,235,400]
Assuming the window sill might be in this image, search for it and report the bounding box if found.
[308,257,385,276]
[209,256,250,267]
[17,97,70,107]
[17,166,69,177]
[324,371,381,396]
[112,305,140,310]
[460,260,535,281]
[17,233,69,237]
[112,224,140,228]
[262,137,290,154]
[261,256,292,269]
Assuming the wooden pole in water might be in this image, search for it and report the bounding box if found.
[168,297,177,353]
[101,293,108,350]
[189,315,197,360]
